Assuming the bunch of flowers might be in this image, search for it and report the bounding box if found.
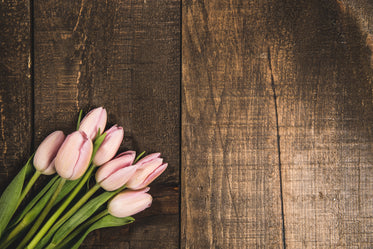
[0,107,167,249]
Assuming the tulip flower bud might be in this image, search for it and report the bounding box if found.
[33,131,65,175]
[96,151,136,191]
[108,188,152,218]
[93,125,124,166]
[55,131,93,180]
[78,107,107,140]
[125,153,168,190]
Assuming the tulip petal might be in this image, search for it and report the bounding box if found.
[55,131,93,180]
[70,134,93,180]
[95,151,136,183]
[134,163,168,190]
[100,165,137,191]
[108,190,152,218]
[136,153,161,165]
[42,159,57,175]
[55,132,83,179]
[126,158,163,189]
[93,125,124,166]
[79,107,107,140]
[33,131,65,173]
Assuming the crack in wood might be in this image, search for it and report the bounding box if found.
[267,46,286,249]
[73,0,85,33]
[30,0,35,153]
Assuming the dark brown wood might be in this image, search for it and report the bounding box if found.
[182,0,373,248]
[33,0,180,248]
[0,1,32,188]
[270,1,373,247]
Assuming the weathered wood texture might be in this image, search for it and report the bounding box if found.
[1,0,373,248]
[33,0,180,248]
[182,0,372,248]
[182,1,285,248]
[270,1,373,248]
[0,1,32,188]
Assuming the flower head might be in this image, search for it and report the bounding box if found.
[78,107,107,140]
[55,131,93,180]
[108,188,152,218]
[33,130,65,175]
[126,153,167,190]
[93,125,124,166]
[96,151,136,191]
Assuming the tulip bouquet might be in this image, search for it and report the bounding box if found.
[0,107,167,249]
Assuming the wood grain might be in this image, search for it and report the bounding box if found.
[33,0,180,248]
[268,1,373,247]
[182,0,372,248]
[1,0,372,248]
[182,1,284,248]
[0,0,32,189]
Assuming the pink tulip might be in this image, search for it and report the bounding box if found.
[33,131,65,175]
[108,188,152,218]
[95,151,136,191]
[125,153,168,190]
[78,107,107,140]
[55,131,93,180]
[93,125,124,166]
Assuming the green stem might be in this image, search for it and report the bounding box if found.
[53,184,124,236]
[134,151,146,163]
[0,176,59,248]
[16,178,66,249]
[25,165,97,249]
[50,183,101,233]
[76,110,83,131]
[39,185,124,249]
[16,171,41,210]
[0,220,26,248]
[49,210,109,249]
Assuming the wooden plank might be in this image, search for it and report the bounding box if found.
[182,1,285,248]
[0,1,32,188]
[33,0,180,248]
[267,1,373,247]
[182,0,372,248]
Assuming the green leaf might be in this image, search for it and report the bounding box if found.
[13,176,80,228]
[57,215,134,249]
[0,177,61,248]
[17,178,60,225]
[93,132,106,152]
[8,175,59,228]
[4,177,81,247]
[88,132,107,167]
[30,178,86,249]
[0,156,34,238]
[51,191,116,245]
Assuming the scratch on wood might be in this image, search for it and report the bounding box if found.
[0,95,8,175]
[267,47,286,249]
[73,0,85,33]
[27,54,31,79]
[225,173,241,222]
[75,60,82,110]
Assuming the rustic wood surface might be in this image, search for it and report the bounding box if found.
[182,0,372,248]
[33,0,180,248]
[0,0,372,248]
[0,0,32,190]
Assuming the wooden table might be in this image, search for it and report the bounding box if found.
[1,0,372,248]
